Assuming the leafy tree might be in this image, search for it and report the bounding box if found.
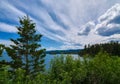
[1,53,120,84]
[48,55,87,84]
[5,16,46,78]
[84,51,120,84]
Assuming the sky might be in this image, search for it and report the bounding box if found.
[0,0,120,50]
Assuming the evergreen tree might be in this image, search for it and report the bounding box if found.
[6,16,46,77]
[0,44,5,68]
[79,41,120,57]
[0,44,4,56]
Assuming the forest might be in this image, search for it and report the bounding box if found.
[1,16,120,84]
[79,41,120,57]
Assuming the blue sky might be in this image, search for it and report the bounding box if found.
[1,0,120,50]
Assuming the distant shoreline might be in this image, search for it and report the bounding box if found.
[46,49,82,54]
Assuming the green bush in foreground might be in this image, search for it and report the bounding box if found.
[85,51,120,84]
[1,52,120,84]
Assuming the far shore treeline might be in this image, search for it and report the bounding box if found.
[1,16,120,84]
[79,41,120,57]
[46,49,81,54]
[47,41,120,56]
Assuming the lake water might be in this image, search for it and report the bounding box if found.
[45,54,79,69]
[0,53,79,69]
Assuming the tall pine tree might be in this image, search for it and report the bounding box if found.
[6,16,46,77]
[0,44,4,56]
[0,44,5,68]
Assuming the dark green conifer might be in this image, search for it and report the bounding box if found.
[6,16,46,77]
[0,44,4,56]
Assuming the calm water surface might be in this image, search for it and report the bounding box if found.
[45,54,79,69]
[0,53,79,69]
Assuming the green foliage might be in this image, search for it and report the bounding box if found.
[79,41,120,57]
[1,11,120,84]
[48,52,120,84]
[0,44,4,56]
[48,55,87,84]
[84,51,120,84]
[0,16,46,81]
[0,67,11,84]
[1,52,120,84]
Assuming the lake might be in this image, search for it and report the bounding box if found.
[0,53,79,69]
[45,54,79,69]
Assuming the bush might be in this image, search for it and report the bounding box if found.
[1,52,120,84]
[84,51,120,84]
[48,55,87,84]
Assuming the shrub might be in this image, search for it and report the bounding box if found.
[1,52,120,84]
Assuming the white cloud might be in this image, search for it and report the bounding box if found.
[0,23,17,33]
[58,3,120,50]
[98,3,120,22]
[47,47,58,51]
[1,1,120,50]
[0,1,25,22]
[0,39,13,46]
[78,21,95,35]
[38,0,120,49]
[95,3,120,36]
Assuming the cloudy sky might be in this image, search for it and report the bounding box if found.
[0,0,120,50]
